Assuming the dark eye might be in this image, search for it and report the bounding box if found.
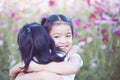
[54,36,60,38]
[66,34,72,38]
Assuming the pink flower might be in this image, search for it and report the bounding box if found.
[102,37,108,43]
[114,29,120,36]
[96,7,104,14]
[73,31,79,38]
[49,0,55,7]
[108,49,116,54]
[89,13,96,20]
[11,12,16,18]
[82,24,91,29]
[95,1,102,6]
[113,27,120,36]
[11,12,21,21]
[81,38,87,42]
[101,29,107,36]
[86,0,91,6]
[73,19,80,26]
[12,28,19,33]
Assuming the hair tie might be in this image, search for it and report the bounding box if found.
[27,27,31,32]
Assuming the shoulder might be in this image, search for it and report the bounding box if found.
[68,53,83,67]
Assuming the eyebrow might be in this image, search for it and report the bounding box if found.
[67,32,72,34]
[52,32,72,35]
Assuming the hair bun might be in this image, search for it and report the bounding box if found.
[41,18,47,25]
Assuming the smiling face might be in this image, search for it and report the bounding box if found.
[49,24,73,54]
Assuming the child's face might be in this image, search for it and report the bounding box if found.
[49,24,73,53]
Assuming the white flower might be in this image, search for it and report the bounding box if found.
[0,40,4,46]
[78,41,86,47]
[100,44,107,50]
[90,58,98,68]
[87,37,93,43]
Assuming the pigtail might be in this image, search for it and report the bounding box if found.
[18,24,34,73]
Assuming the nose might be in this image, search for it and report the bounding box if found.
[59,37,67,44]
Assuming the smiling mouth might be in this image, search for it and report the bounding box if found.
[59,46,68,52]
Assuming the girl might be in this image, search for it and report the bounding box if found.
[9,22,65,78]
[10,14,83,80]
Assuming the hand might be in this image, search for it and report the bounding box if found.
[69,45,80,54]
[9,62,24,78]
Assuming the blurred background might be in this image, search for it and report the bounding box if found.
[0,0,120,80]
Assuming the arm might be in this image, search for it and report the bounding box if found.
[28,53,83,75]
[44,52,83,74]
[28,45,83,75]
[15,71,63,80]
[44,55,81,75]
[9,62,24,78]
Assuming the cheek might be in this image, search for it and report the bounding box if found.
[52,38,59,46]
[68,39,73,48]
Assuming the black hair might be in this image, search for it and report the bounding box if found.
[17,22,65,72]
[41,14,74,35]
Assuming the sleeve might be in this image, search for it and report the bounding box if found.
[68,53,83,67]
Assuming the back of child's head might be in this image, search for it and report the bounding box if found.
[17,22,65,72]
[41,14,74,35]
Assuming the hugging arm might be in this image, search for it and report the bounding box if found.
[15,54,82,80]
[28,45,83,75]
[15,71,63,80]
[28,53,83,75]
[9,45,83,80]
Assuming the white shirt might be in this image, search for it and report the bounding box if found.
[62,53,83,80]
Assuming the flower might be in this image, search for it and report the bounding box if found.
[73,19,80,26]
[87,37,93,43]
[81,38,87,42]
[113,27,120,36]
[108,49,116,54]
[114,29,120,36]
[101,28,107,36]
[0,40,4,46]
[102,37,108,43]
[89,13,96,20]
[12,27,19,33]
[78,41,86,47]
[11,12,16,18]
[90,58,98,68]
[100,44,107,50]
[73,31,79,38]
[82,23,91,29]
[86,0,91,6]
[96,7,104,14]
[49,0,55,7]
